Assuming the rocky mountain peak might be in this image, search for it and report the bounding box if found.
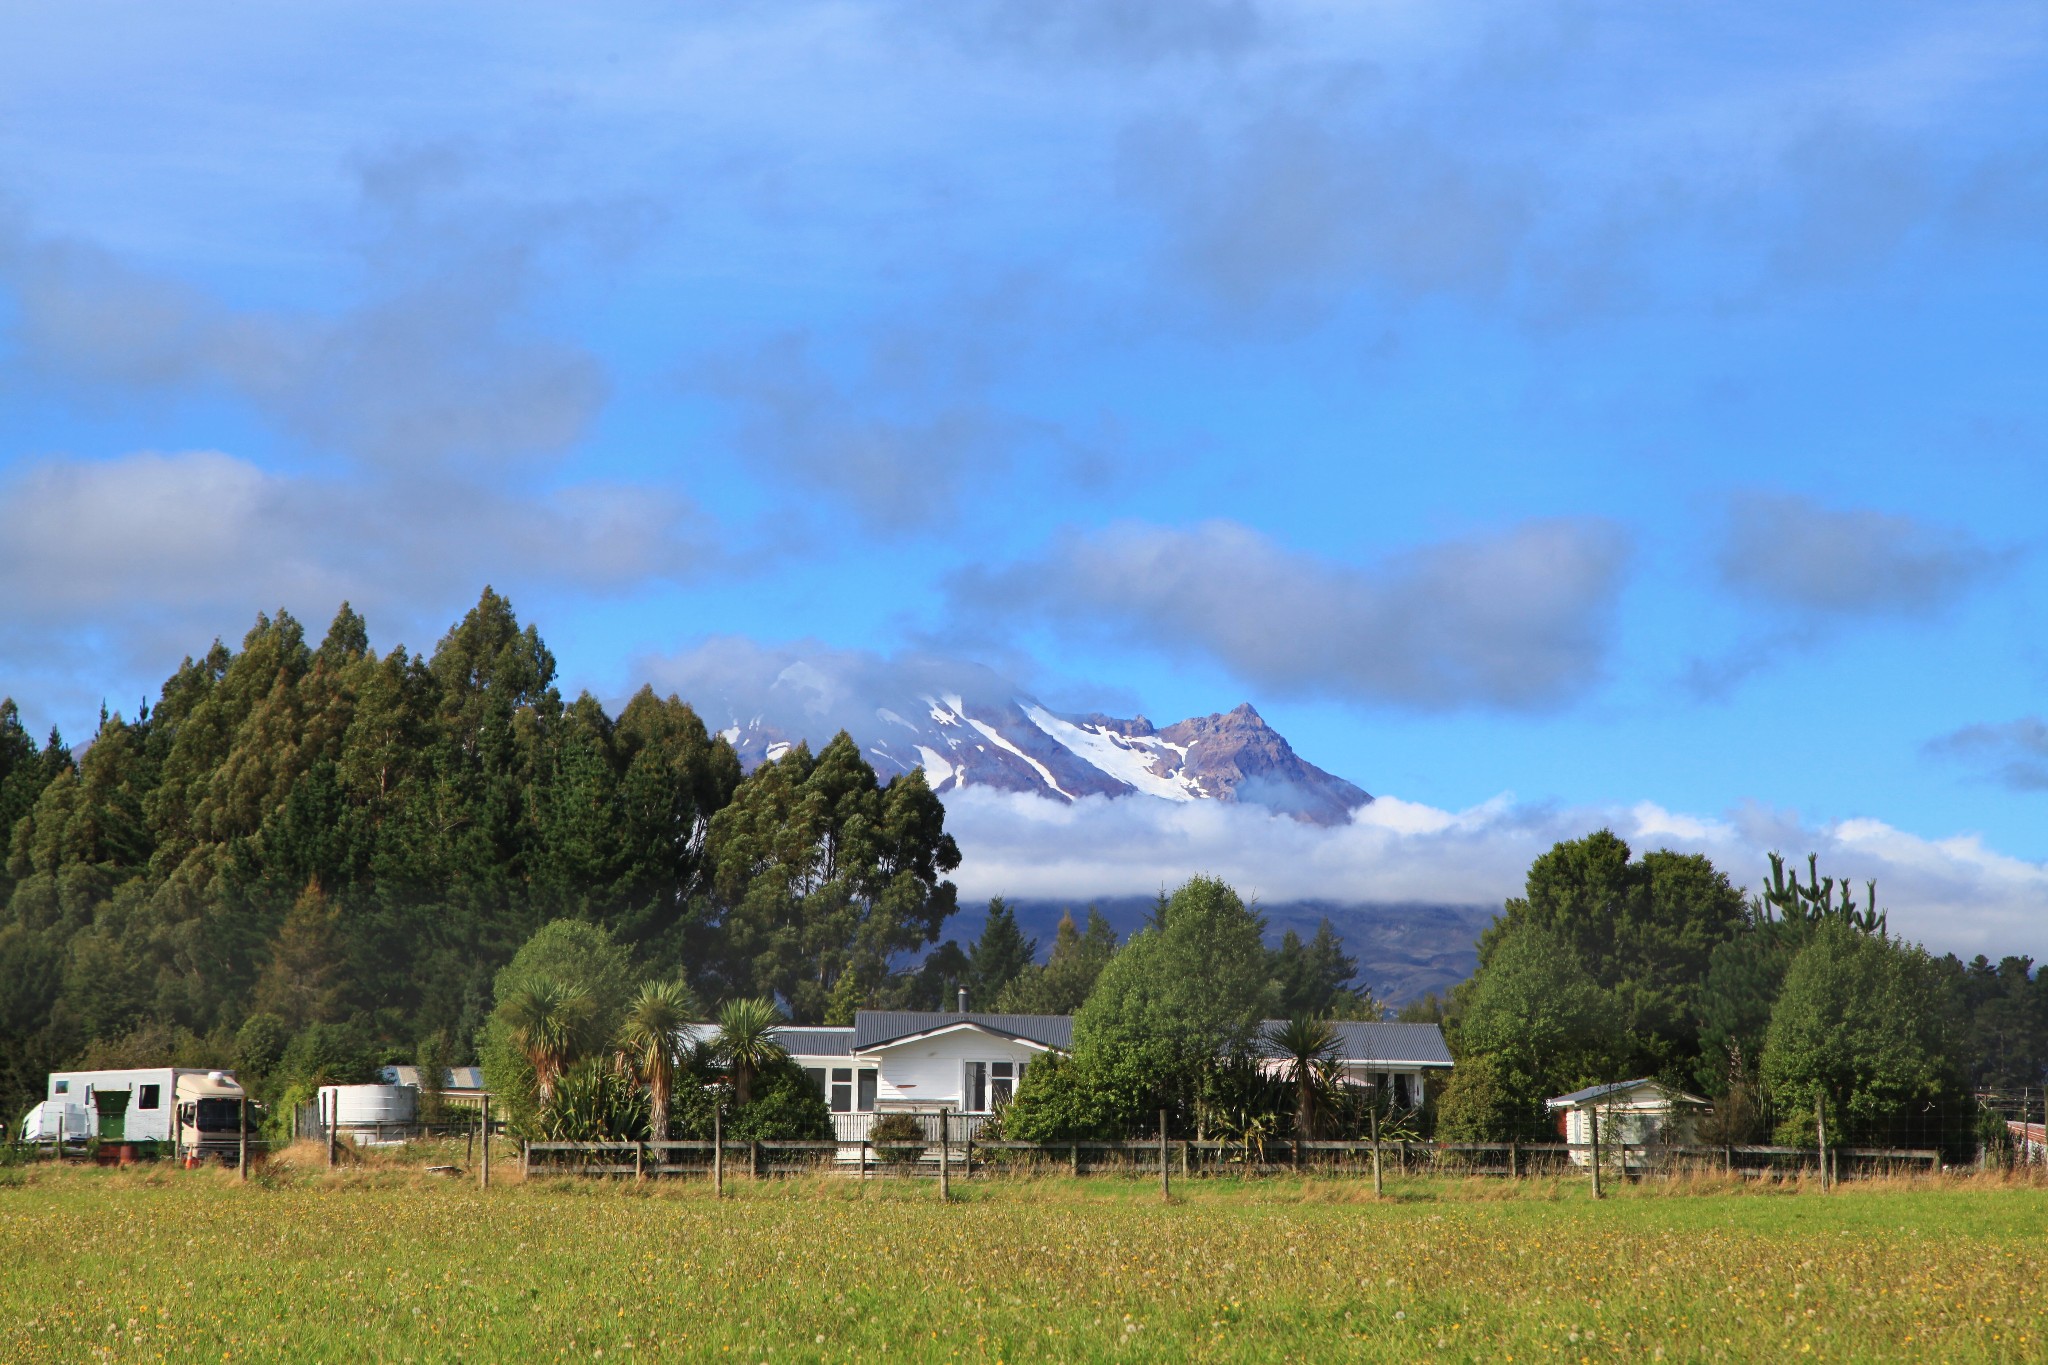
[691,652,1371,825]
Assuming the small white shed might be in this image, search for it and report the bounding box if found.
[1546,1078,1712,1163]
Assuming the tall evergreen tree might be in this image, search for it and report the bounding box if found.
[966,897,1035,1009]
[995,908,1118,1014]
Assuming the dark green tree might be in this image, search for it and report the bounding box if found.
[994,908,1118,1014]
[1454,924,1627,1134]
[965,898,1036,1009]
[1760,920,1965,1147]
[1058,876,1272,1135]
[1269,918,1380,1019]
[1481,831,1747,1077]
[705,733,959,1020]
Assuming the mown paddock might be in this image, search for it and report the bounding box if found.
[3,1155,2045,1362]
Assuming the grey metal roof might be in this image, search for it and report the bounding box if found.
[853,1011,1075,1052]
[1253,1021,1454,1069]
[773,1028,855,1057]
[1545,1078,1708,1109]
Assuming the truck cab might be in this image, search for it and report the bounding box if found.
[174,1071,250,1158]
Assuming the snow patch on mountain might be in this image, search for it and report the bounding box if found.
[645,640,1372,825]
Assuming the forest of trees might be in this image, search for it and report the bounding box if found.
[0,590,967,1121]
[0,589,1382,1130]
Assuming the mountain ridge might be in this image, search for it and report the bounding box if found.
[708,659,1371,825]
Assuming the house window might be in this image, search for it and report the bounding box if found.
[812,1067,878,1113]
[54,1080,68,1095]
[966,1061,1024,1113]
[138,1084,161,1111]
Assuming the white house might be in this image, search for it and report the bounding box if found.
[1251,1020,1454,1111]
[750,1012,1068,1140]
[685,1010,1453,1141]
[1546,1078,1712,1162]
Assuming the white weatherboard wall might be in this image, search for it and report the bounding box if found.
[869,1027,1047,1110]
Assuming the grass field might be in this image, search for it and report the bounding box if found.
[2,1154,2044,1362]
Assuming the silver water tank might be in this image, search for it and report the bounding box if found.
[317,1083,419,1127]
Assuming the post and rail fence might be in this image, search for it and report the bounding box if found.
[517,1120,1946,1184]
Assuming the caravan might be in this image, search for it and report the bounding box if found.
[21,1069,251,1158]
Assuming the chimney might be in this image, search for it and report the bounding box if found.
[957,987,968,1014]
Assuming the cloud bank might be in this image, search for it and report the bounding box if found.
[951,517,1630,710]
[1927,717,2048,792]
[1717,492,2014,618]
[942,787,2048,963]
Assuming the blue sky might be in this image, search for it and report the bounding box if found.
[2,2,2045,946]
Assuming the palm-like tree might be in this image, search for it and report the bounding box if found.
[616,979,698,1143]
[502,980,595,1105]
[715,996,787,1105]
[1266,1015,1340,1140]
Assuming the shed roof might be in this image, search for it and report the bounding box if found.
[1546,1078,1709,1110]
[380,1065,487,1091]
[853,1011,1074,1052]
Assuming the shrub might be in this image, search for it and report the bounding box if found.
[537,1059,648,1142]
[998,1052,1119,1141]
[1435,1054,1532,1142]
[868,1113,926,1163]
[723,1058,832,1142]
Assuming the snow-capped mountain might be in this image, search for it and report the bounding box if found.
[694,654,1370,826]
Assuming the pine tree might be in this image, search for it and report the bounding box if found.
[966,898,1036,1008]
[252,880,351,1028]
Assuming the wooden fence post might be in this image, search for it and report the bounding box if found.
[1815,1094,1829,1193]
[479,1096,490,1190]
[1587,1107,1602,1201]
[750,1140,762,1180]
[521,1140,529,1182]
[238,1099,249,1181]
[1509,1140,1519,1180]
[327,1092,338,1170]
[859,1139,868,1181]
[937,1111,950,1201]
[712,1103,723,1199]
[635,1142,645,1183]
[1071,1142,1081,1178]
[1159,1109,1170,1202]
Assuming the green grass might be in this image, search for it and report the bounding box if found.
[2,1159,2044,1361]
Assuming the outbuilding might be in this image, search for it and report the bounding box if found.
[1546,1078,1712,1163]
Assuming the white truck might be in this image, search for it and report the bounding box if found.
[20,1068,252,1158]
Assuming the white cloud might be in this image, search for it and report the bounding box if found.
[951,517,1631,711]
[941,786,2048,962]
[0,449,714,716]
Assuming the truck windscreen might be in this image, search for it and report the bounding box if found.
[193,1098,243,1132]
